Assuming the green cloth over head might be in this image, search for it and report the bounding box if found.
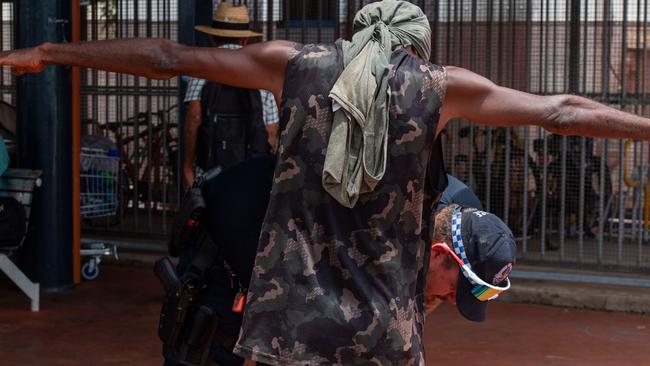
[323,0,431,208]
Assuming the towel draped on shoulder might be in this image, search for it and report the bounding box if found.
[323,0,432,208]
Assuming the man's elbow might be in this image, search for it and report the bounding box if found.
[151,39,179,80]
[542,94,578,135]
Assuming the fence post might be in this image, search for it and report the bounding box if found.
[569,0,581,93]
[16,0,73,292]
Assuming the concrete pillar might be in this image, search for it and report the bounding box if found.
[16,0,73,293]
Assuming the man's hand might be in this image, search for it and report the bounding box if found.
[0,46,47,76]
[266,123,279,154]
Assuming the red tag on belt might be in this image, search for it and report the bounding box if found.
[232,291,246,313]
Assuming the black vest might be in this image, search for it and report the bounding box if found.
[196,82,269,171]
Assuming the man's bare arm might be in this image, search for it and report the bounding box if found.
[0,38,297,100]
[439,66,650,139]
[183,100,202,190]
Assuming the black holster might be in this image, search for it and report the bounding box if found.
[162,306,219,366]
[156,170,242,366]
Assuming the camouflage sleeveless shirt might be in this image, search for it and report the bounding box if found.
[234,41,447,366]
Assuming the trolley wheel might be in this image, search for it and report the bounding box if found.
[82,259,100,280]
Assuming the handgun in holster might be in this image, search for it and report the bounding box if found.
[155,168,242,366]
[156,253,224,366]
[155,257,202,348]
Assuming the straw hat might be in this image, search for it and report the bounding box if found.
[195,1,262,38]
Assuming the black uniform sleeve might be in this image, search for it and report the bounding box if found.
[437,174,483,212]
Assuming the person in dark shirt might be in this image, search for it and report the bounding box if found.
[437,174,483,212]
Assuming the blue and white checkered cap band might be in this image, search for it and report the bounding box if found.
[452,208,477,285]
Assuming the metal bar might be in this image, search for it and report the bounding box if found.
[0,255,40,312]
[618,139,625,265]
[432,0,439,62]
[578,0,588,263]
[456,0,462,67]
[446,0,451,65]
[0,3,4,94]
[592,0,598,98]
[522,0,533,254]
[569,0,581,93]
[556,136,567,261]
[632,1,644,246]
[640,141,646,267]
[284,0,289,40]
[597,0,611,263]
[133,0,140,229]
[317,0,322,43]
[560,0,568,261]
[617,0,629,265]
[542,128,548,258]
[501,0,511,225]
[485,0,493,212]
[161,0,169,233]
[267,0,274,41]
[147,0,153,232]
[91,1,98,137]
[632,142,639,241]
[117,0,125,233]
[551,0,556,94]
[497,0,504,85]
[334,0,340,40]
[253,0,259,32]
[468,0,477,191]
[346,0,354,39]
[72,0,81,285]
[598,140,606,263]
[509,0,515,87]
[579,136,586,262]
[642,0,649,266]
[300,0,306,43]
[447,2,455,178]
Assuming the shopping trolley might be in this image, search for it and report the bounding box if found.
[79,146,120,280]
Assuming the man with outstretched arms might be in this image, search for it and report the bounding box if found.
[3,1,650,364]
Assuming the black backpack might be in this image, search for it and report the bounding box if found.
[196,82,270,171]
[0,196,26,250]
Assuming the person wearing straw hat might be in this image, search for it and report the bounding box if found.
[6,0,650,363]
[182,1,279,190]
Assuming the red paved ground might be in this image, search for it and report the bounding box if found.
[1,264,649,366]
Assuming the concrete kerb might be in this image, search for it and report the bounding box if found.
[500,277,650,315]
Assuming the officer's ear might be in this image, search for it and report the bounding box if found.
[429,248,456,271]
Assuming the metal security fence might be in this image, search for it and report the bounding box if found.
[2,0,650,271]
[0,1,15,105]
[80,0,180,238]
[431,0,650,272]
[245,0,650,272]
